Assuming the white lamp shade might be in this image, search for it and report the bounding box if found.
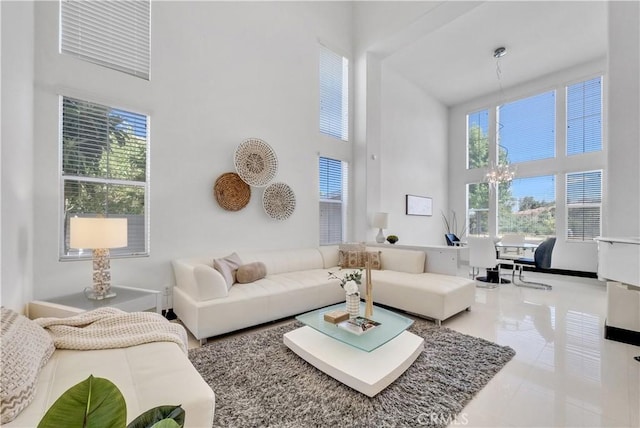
[70,217,128,249]
[372,212,388,229]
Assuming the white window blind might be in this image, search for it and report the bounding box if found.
[467,109,489,169]
[467,182,489,236]
[567,77,602,155]
[319,157,348,245]
[319,45,349,141]
[61,96,149,258]
[499,91,556,163]
[60,0,151,80]
[567,170,602,241]
[498,175,556,238]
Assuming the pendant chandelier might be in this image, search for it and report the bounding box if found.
[485,152,516,186]
[485,47,516,187]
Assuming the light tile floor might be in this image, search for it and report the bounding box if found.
[184,268,640,428]
[447,268,640,428]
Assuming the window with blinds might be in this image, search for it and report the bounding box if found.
[319,45,349,141]
[467,182,489,236]
[60,0,151,80]
[567,170,602,241]
[319,157,348,245]
[498,175,556,238]
[499,91,556,163]
[467,109,489,169]
[61,96,149,258]
[567,77,602,155]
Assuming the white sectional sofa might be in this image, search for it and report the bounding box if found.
[1,307,215,428]
[172,245,476,342]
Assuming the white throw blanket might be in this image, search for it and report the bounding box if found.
[35,307,188,354]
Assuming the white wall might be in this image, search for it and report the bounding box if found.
[352,1,450,245]
[606,1,640,238]
[379,65,448,245]
[448,59,607,272]
[31,1,353,299]
[1,1,35,312]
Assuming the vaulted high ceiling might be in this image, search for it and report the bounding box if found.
[378,1,608,106]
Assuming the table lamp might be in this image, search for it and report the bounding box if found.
[70,217,128,300]
[373,212,388,244]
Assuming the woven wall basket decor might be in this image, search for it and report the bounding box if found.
[262,182,296,220]
[213,172,251,211]
[234,138,278,187]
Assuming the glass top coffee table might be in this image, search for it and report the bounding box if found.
[295,302,415,351]
[284,302,424,397]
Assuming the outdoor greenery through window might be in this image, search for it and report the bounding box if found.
[61,96,149,258]
[467,110,489,169]
[498,175,556,239]
[467,182,489,236]
[319,157,348,245]
[465,75,603,241]
[567,171,602,241]
[319,44,349,141]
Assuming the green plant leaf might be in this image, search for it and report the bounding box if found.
[38,375,127,428]
[149,420,181,428]
[127,405,185,428]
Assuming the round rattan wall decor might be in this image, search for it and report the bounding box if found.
[213,172,251,211]
[262,182,296,220]
[234,138,278,187]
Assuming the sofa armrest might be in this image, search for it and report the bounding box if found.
[172,259,228,301]
[193,264,229,300]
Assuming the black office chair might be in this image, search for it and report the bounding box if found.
[445,233,462,246]
[512,237,556,290]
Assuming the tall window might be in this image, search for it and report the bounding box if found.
[319,45,349,141]
[467,109,489,169]
[499,91,556,163]
[60,0,151,79]
[319,157,348,245]
[467,182,489,236]
[567,77,602,155]
[61,97,149,258]
[567,171,602,241]
[498,175,556,239]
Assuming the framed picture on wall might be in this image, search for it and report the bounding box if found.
[406,194,432,216]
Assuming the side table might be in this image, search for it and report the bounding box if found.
[28,285,162,319]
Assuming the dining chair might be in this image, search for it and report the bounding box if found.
[498,234,526,260]
[468,236,510,289]
[512,237,556,290]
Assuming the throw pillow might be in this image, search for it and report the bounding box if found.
[236,262,267,284]
[338,250,363,269]
[366,251,382,270]
[213,253,242,290]
[1,307,55,424]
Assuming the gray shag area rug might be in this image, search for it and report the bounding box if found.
[189,319,515,428]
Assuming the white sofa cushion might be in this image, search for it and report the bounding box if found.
[319,245,339,268]
[368,247,425,273]
[237,248,324,275]
[4,342,215,428]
